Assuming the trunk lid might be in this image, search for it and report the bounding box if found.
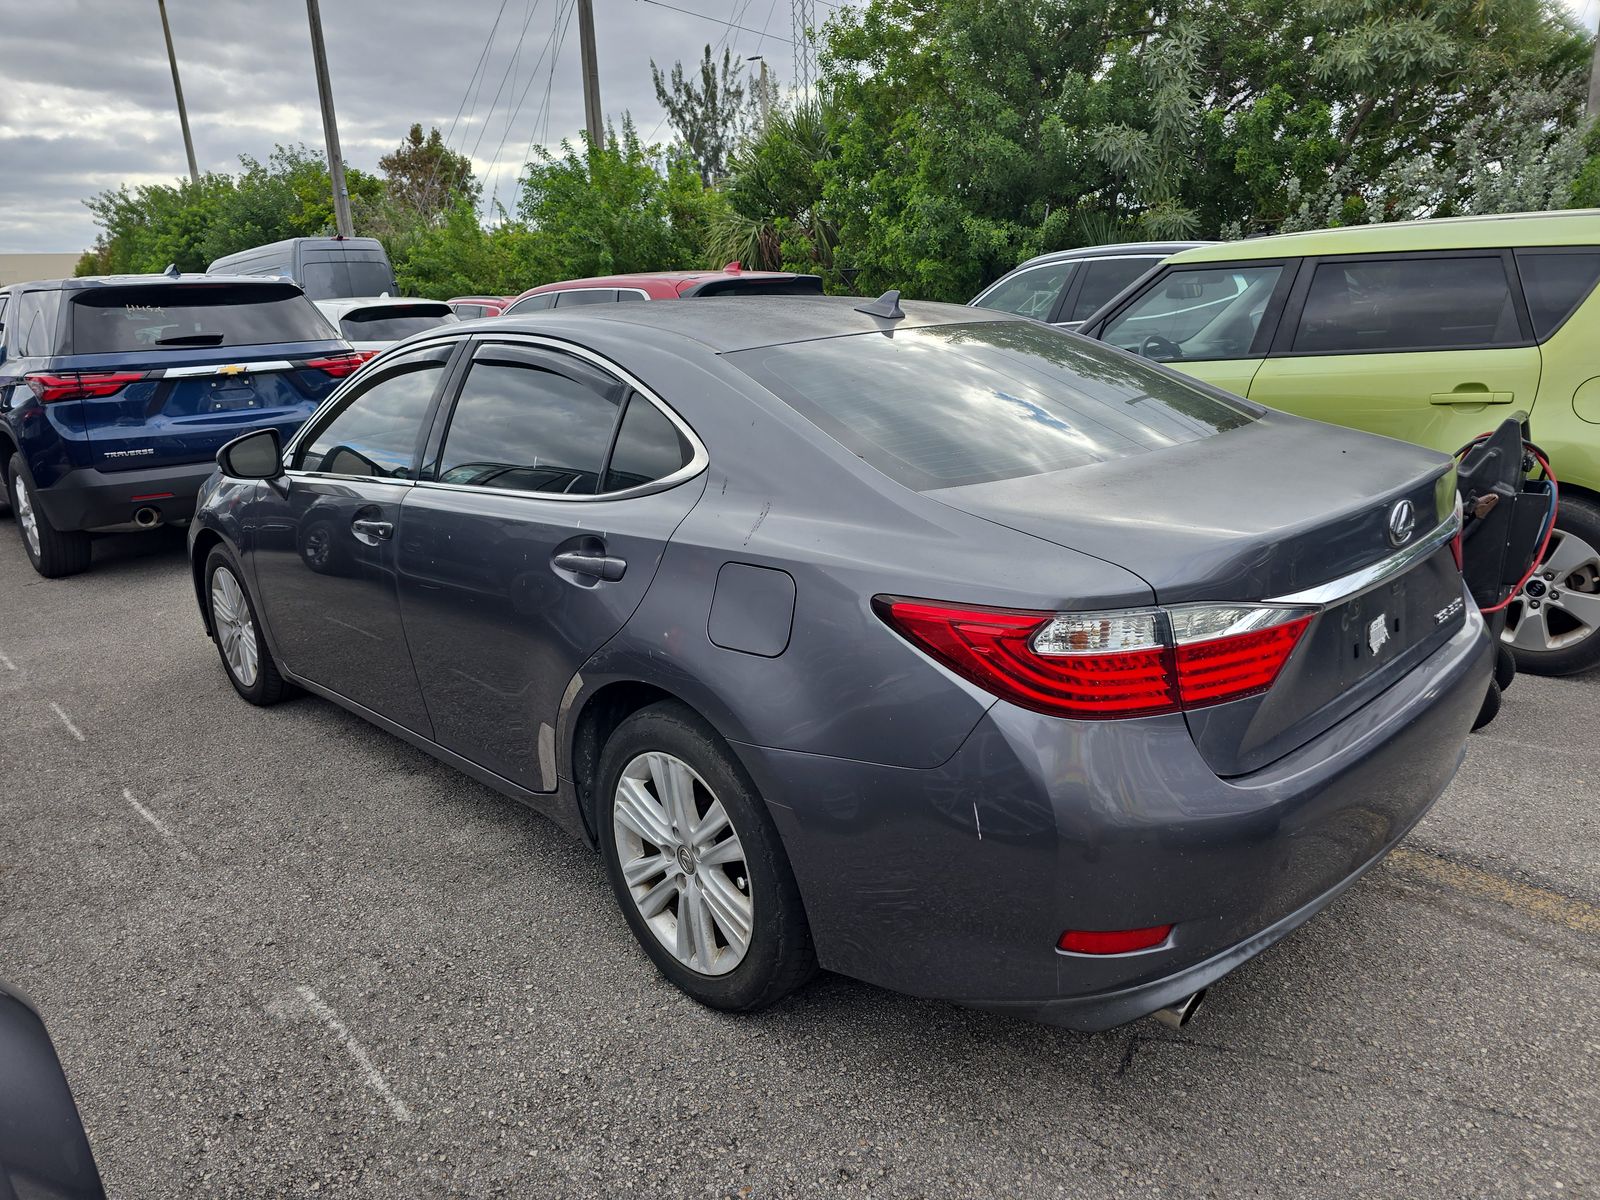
[928,413,1465,775]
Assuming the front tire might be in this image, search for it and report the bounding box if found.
[9,454,90,578]
[1503,493,1600,676]
[597,701,816,1012]
[205,546,291,705]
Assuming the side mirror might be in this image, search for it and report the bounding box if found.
[217,427,284,479]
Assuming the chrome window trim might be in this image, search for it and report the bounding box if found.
[1269,513,1461,607]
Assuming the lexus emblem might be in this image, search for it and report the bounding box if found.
[1387,499,1416,547]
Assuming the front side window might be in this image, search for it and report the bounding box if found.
[1291,256,1519,354]
[1515,249,1600,340]
[973,263,1074,320]
[730,321,1254,492]
[1068,257,1159,323]
[1102,264,1283,362]
[293,349,450,478]
[436,346,625,495]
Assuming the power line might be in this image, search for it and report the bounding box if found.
[468,0,544,164]
[485,0,570,214]
[633,0,793,43]
[447,0,511,155]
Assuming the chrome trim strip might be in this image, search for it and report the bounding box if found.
[161,359,295,378]
[1270,513,1460,607]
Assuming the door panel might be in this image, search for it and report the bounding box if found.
[396,478,705,789]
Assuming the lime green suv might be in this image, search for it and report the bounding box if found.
[1079,211,1600,675]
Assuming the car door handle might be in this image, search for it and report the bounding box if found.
[1430,387,1513,405]
[350,517,394,543]
[552,550,627,582]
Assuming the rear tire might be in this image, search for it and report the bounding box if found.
[1472,679,1502,732]
[1503,493,1600,676]
[597,701,816,1012]
[9,454,90,578]
[205,545,291,705]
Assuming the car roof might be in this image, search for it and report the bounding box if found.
[467,294,1019,353]
[1169,210,1600,263]
[316,295,450,316]
[10,272,302,292]
[516,267,810,299]
[1012,242,1212,271]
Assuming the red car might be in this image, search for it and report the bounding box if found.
[501,263,823,315]
[446,295,514,319]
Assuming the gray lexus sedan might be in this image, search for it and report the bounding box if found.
[188,297,1491,1031]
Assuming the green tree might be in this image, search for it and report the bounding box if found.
[713,101,838,282]
[379,124,479,219]
[651,44,749,184]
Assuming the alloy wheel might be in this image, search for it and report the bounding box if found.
[612,751,753,977]
[1503,527,1600,654]
[13,475,39,558]
[210,566,260,687]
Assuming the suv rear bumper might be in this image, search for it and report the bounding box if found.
[30,461,216,532]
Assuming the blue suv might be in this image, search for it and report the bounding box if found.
[0,273,361,577]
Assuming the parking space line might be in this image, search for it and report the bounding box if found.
[293,986,416,1123]
[1388,845,1600,936]
[48,702,85,741]
[120,789,196,862]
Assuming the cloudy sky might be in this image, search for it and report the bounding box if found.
[1,0,1593,255]
[0,0,833,253]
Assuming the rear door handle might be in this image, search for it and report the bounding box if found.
[552,550,627,582]
[350,517,394,543]
[1430,387,1514,405]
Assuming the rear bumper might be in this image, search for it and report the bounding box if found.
[737,600,1492,1030]
[30,461,215,532]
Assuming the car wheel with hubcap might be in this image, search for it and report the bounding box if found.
[8,453,90,578]
[205,545,292,705]
[1503,493,1600,676]
[598,701,815,1011]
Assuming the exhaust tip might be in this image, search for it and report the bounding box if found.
[133,506,162,528]
[1151,988,1206,1029]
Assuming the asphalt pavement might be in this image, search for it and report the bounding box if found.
[0,526,1595,1198]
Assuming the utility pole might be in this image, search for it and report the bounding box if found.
[1589,15,1600,120]
[748,55,771,135]
[305,0,354,237]
[791,0,816,96]
[577,0,604,151]
[157,0,199,184]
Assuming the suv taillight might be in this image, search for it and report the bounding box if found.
[24,371,149,403]
[874,597,1314,719]
[301,351,375,378]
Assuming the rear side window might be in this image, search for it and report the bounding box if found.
[1102,265,1282,361]
[301,258,395,300]
[604,395,692,491]
[339,305,457,342]
[554,289,619,307]
[12,290,63,357]
[69,284,333,353]
[729,321,1254,492]
[973,262,1074,320]
[437,346,625,495]
[1515,250,1600,339]
[452,304,486,320]
[1068,257,1158,324]
[295,350,450,477]
[1291,256,1520,354]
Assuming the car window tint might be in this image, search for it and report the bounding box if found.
[972,263,1074,319]
[299,260,346,300]
[437,351,623,495]
[614,290,647,303]
[1102,265,1282,361]
[1292,257,1519,353]
[554,289,618,307]
[339,305,458,342]
[505,293,556,315]
[69,284,333,353]
[1069,257,1158,323]
[295,356,446,477]
[730,321,1254,492]
[1515,250,1600,339]
[453,304,485,320]
[604,394,692,491]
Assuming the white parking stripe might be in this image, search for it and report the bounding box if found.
[121,789,195,861]
[293,987,416,1123]
[48,702,84,741]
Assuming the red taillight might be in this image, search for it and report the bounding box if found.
[24,371,148,403]
[874,597,1314,720]
[302,351,374,378]
[1058,925,1173,954]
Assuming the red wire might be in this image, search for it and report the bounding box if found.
[1477,447,1557,615]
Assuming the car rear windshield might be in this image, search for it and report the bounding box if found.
[728,321,1255,491]
[340,305,457,341]
[68,284,334,354]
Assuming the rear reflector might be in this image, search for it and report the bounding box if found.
[1058,925,1173,954]
[875,597,1314,719]
[301,352,374,378]
[25,371,149,403]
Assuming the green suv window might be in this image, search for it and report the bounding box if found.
[1515,249,1600,339]
[1292,256,1519,354]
